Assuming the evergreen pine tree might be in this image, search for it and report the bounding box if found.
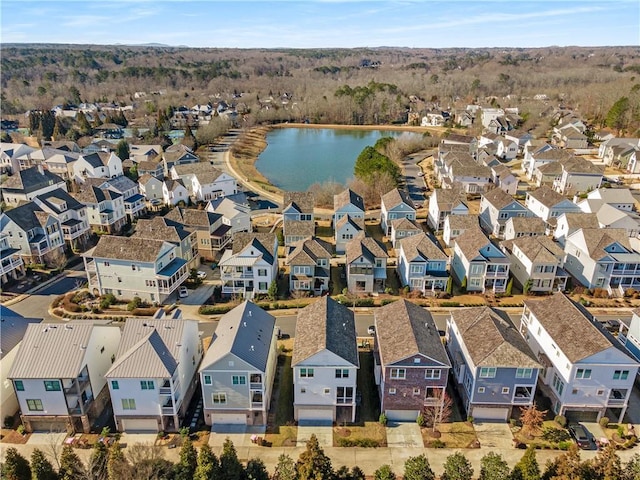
[479,452,510,480]
[220,438,245,480]
[88,441,108,480]
[1,447,31,480]
[442,452,474,480]
[404,454,435,480]
[245,458,269,480]
[194,444,220,480]
[374,464,396,480]
[272,454,296,480]
[106,443,128,480]
[295,434,333,480]
[174,437,198,480]
[511,446,540,480]
[30,448,58,480]
[58,445,86,480]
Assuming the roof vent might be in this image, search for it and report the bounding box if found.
[42,327,49,333]
[80,346,87,350]
[250,345,254,351]
[243,322,247,327]
[248,310,252,317]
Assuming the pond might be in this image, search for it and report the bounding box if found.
[255,127,417,191]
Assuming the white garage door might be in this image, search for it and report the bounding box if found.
[297,408,334,425]
[211,413,247,425]
[386,410,420,422]
[121,418,159,432]
[472,407,509,422]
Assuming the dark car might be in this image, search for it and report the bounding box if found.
[568,423,593,449]
[604,319,621,333]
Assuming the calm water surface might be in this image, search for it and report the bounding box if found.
[255,128,414,191]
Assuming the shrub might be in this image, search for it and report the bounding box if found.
[467,416,474,423]
[17,425,25,435]
[505,278,513,296]
[127,296,143,311]
[430,439,445,448]
[558,441,572,450]
[131,307,157,316]
[4,415,14,428]
[52,294,65,308]
[100,293,116,309]
[461,276,467,293]
[416,414,426,427]
[380,298,396,306]
[199,305,233,315]
[599,417,610,428]
[355,298,374,307]
[441,301,460,307]
[618,425,626,438]
[337,438,380,447]
[554,415,567,428]
[542,427,570,443]
[379,413,388,425]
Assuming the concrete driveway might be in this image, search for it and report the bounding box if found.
[26,431,67,445]
[209,424,265,448]
[473,422,514,449]
[297,424,333,447]
[385,422,423,448]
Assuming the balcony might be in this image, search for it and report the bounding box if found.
[608,389,628,406]
[349,267,373,276]
[64,376,90,395]
[221,269,254,279]
[337,398,354,405]
[0,256,23,275]
[162,406,175,415]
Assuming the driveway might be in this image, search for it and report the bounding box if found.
[473,422,514,449]
[26,431,67,445]
[209,424,265,448]
[385,422,423,448]
[297,424,333,447]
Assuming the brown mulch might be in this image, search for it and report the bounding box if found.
[0,429,31,444]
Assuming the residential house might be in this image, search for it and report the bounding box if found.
[345,233,388,294]
[427,188,468,231]
[0,142,37,174]
[0,231,25,285]
[501,236,568,293]
[580,188,637,213]
[454,110,474,127]
[479,133,518,161]
[479,188,531,239]
[72,152,123,182]
[446,307,540,421]
[0,203,65,265]
[293,297,359,423]
[443,214,479,248]
[552,157,603,195]
[219,233,279,299]
[334,215,365,255]
[618,308,640,362]
[165,207,232,260]
[333,189,365,226]
[208,194,252,235]
[535,161,564,187]
[41,148,81,180]
[440,134,478,155]
[523,147,571,180]
[286,237,332,295]
[599,138,640,163]
[1,165,66,207]
[199,301,277,426]
[138,174,164,205]
[436,151,492,193]
[390,218,422,249]
[133,217,199,271]
[71,183,126,234]
[90,176,146,222]
[625,148,640,174]
[595,204,640,238]
[33,188,91,252]
[0,306,41,418]
[422,112,446,127]
[129,144,163,164]
[282,192,315,246]
[83,235,189,304]
[524,186,582,233]
[451,225,510,293]
[396,232,449,295]
[521,293,639,422]
[170,163,238,203]
[552,123,589,149]
[137,159,165,179]
[162,179,189,207]
[162,144,199,173]
[490,164,519,195]
[8,321,121,433]
[504,130,534,154]
[563,228,640,296]
[553,212,599,247]
[374,300,451,422]
[105,314,202,432]
[381,188,416,236]
[503,216,546,241]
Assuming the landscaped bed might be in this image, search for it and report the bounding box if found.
[334,422,387,447]
[421,421,479,448]
[600,423,638,450]
[511,420,572,450]
[0,428,31,444]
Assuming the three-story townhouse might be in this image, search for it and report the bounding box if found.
[380,188,416,236]
[33,188,91,252]
[479,188,531,239]
[345,233,388,294]
[396,232,449,295]
[283,192,315,246]
[286,237,333,295]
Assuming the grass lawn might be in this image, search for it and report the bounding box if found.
[266,343,297,447]
[422,421,479,448]
[315,224,333,240]
[511,420,571,448]
[334,422,387,447]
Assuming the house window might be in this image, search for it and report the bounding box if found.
[258,269,267,276]
[44,380,61,391]
[323,388,331,395]
[259,282,268,290]
[414,358,421,364]
[121,399,136,410]
[425,369,441,379]
[27,399,44,411]
[575,369,592,379]
[300,368,314,378]
[337,387,353,404]
[613,370,629,380]
[131,264,136,271]
[104,261,110,267]
[204,375,212,385]
[479,367,496,378]
[410,265,423,274]
[552,373,564,396]
[111,381,119,390]
[212,393,227,404]
[516,368,533,379]
[413,388,421,396]
[478,387,485,394]
[335,369,349,379]
[140,380,155,390]
[502,387,510,394]
[300,388,306,393]
[14,380,24,391]
[389,388,396,395]
[375,259,383,268]
[390,368,406,380]
[232,376,246,385]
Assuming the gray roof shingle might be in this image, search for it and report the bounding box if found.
[88,235,170,262]
[334,189,365,212]
[398,232,447,261]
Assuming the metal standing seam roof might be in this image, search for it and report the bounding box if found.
[292,296,359,367]
[199,301,275,372]
[0,306,42,360]
[8,322,112,379]
[105,318,193,378]
[374,299,450,367]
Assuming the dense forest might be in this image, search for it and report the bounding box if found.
[1,44,639,134]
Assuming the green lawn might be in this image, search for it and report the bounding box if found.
[356,351,381,423]
[274,353,294,425]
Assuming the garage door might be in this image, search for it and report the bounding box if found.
[386,410,420,422]
[121,418,159,432]
[211,413,247,425]
[565,410,599,423]
[472,407,509,422]
[297,408,334,425]
[29,420,67,432]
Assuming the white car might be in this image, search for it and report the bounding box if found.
[178,286,189,298]
[197,271,207,280]
[367,325,376,335]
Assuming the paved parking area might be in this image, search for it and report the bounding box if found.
[385,422,423,448]
[118,433,158,446]
[297,425,333,447]
[473,422,514,449]
[209,424,265,448]
[26,431,67,445]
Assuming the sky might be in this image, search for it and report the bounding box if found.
[1,0,639,49]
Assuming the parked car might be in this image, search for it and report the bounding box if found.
[568,423,593,449]
[178,286,189,298]
[604,319,621,333]
[367,325,376,335]
[197,270,207,280]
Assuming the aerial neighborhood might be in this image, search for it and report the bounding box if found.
[2,85,640,476]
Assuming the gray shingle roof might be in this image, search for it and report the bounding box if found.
[334,189,365,212]
[287,237,333,266]
[35,188,84,212]
[335,214,365,232]
[2,203,49,231]
[398,232,447,261]
[88,235,170,263]
[501,235,564,263]
[1,166,64,193]
[526,186,566,208]
[454,224,492,261]
[482,188,519,210]
[560,212,599,231]
[232,233,276,265]
[0,306,42,360]
[172,162,224,184]
[133,217,192,243]
[433,188,467,211]
[571,228,631,260]
[524,293,617,363]
[8,322,114,379]
[284,219,315,237]
[505,216,545,234]
[451,307,540,368]
[292,297,359,367]
[283,191,314,213]
[375,299,450,367]
[382,188,413,210]
[446,214,479,231]
[200,301,275,372]
[391,217,422,232]
[345,233,388,265]
[165,207,219,228]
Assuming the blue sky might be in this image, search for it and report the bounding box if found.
[1,1,638,48]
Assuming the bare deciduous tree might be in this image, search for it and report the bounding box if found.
[422,389,454,433]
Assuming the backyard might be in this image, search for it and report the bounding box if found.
[265,339,297,447]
